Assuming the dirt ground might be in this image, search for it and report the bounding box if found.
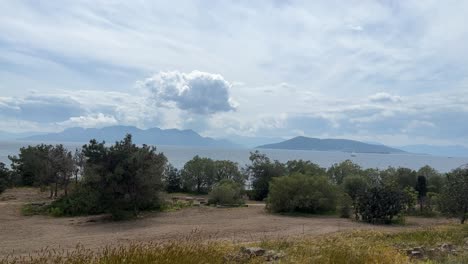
[0,188,455,257]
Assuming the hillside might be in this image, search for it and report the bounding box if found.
[21,126,237,147]
[257,136,405,154]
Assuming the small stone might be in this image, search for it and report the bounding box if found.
[410,250,423,259]
[241,247,266,256]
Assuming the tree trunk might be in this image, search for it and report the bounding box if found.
[49,185,53,198]
[54,181,58,198]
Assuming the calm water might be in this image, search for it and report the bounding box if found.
[1,141,467,172]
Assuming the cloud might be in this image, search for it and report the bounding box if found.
[140,71,235,114]
[0,94,85,122]
[368,92,402,103]
[57,113,118,128]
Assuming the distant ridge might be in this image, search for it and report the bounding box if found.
[257,136,405,154]
[21,126,238,147]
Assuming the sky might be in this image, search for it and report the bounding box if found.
[1,0,468,147]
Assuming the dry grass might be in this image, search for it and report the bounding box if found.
[1,225,467,264]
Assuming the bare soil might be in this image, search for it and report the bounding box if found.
[0,188,455,257]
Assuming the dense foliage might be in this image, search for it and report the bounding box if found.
[356,184,407,224]
[180,156,244,194]
[208,179,244,205]
[267,174,337,214]
[0,162,9,194]
[245,151,286,201]
[440,168,468,224]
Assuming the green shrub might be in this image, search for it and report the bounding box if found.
[267,174,337,214]
[208,179,244,205]
[357,184,406,224]
[337,193,352,218]
[49,185,103,216]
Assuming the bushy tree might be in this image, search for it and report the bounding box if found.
[440,168,468,224]
[181,156,215,194]
[357,184,406,224]
[9,144,52,186]
[267,174,337,214]
[208,179,244,205]
[213,160,245,185]
[286,160,326,176]
[415,175,427,212]
[0,162,10,194]
[79,134,167,219]
[327,160,361,185]
[245,151,286,201]
[343,175,369,219]
[164,164,182,193]
[8,144,74,197]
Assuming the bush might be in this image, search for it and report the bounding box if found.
[267,174,337,214]
[357,184,406,224]
[49,185,103,216]
[208,179,244,205]
[337,193,352,218]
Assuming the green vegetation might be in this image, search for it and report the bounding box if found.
[3,137,468,225]
[0,162,9,194]
[440,168,468,224]
[208,179,245,205]
[245,151,286,201]
[2,225,467,264]
[180,156,245,194]
[267,174,337,214]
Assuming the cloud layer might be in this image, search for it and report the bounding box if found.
[1,1,468,146]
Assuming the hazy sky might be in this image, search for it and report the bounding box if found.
[1,0,468,146]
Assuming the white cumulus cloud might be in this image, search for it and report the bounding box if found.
[140,71,236,114]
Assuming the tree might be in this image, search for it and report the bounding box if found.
[208,179,244,205]
[357,183,406,224]
[73,148,85,184]
[181,156,215,194]
[415,175,428,212]
[80,134,167,218]
[440,168,468,224]
[213,160,245,185]
[327,160,361,185]
[245,151,286,201]
[286,160,326,176]
[164,164,182,193]
[343,175,369,219]
[9,144,53,186]
[267,174,337,214]
[0,162,10,194]
[48,145,74,197]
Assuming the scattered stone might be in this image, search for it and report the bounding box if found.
[410,250,423,259]
[225,247,286,263]
[241,247,266,256]
[439,243,455,252]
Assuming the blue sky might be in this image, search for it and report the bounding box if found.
[1,0,468,146]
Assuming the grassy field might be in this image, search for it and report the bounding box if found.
[1,224,467,263]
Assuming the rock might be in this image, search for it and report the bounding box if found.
[410,250,423,259]
[264,250,286,261]
[440,243,455,251]
[241,247,266,256]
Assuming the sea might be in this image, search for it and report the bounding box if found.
[1,140,467,173]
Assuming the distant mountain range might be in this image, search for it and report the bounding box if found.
[17,126,238,148]
[397,145,468,158]
[257,136,405,154]
[2,126,468,157]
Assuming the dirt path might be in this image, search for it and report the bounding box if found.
[0,188,454,257]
